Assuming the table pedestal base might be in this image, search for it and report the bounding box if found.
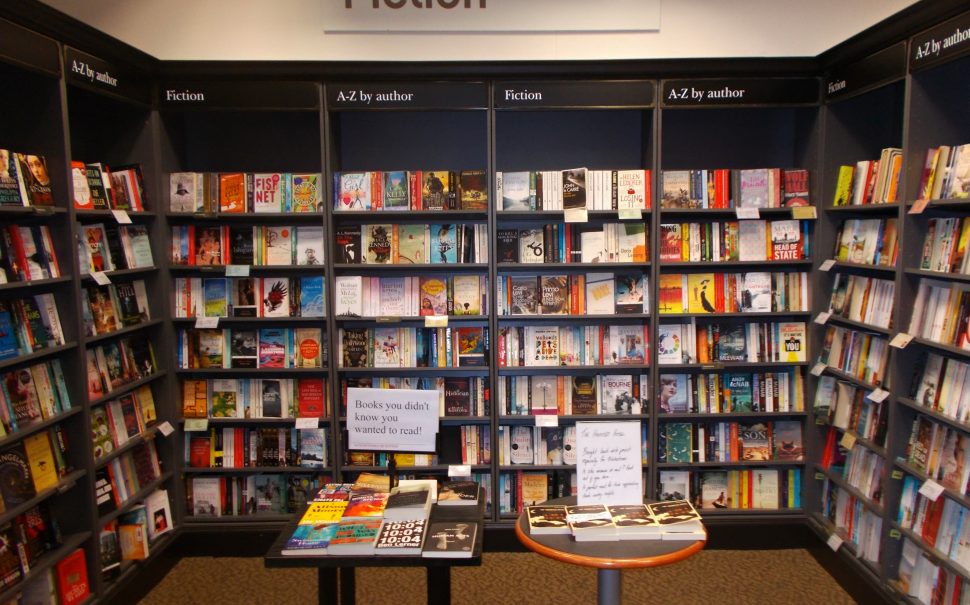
[597,568,621,605]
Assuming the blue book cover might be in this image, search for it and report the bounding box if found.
[382,171,409,210]
[299,276,325,317]
[204,278,227,317]
[429,224,458,264]
[284,522,338,553]
[0,303,21,360]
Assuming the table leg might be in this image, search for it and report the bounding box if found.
[340,567,356,605]
[426,566,450,605]
[597,569,621,605]
[317,568,337,605]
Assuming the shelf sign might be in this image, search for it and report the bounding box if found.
[160,81,320,110]
[661,78,819,107]
[111,209,132,224]
[494,80,655,109]
[322,1,660,33]
[448,464,471,478]
[890,333,914,349]
[827,533,844,551]
[295,417,319,429]
[535,414,558,427]
[910,10,970,71]
[825,42,906,100]
[157,421,175,437]
[64,47,150,104]
[185,418,208,432]
[919,479,945,502]
[576,420,642,505]
[346,387,439,452]
[819,259,836,272]
[225,265,250,277]
[327,83,486,110]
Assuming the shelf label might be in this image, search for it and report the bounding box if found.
[839,432,856,450]
[892,470,904,480]
[814,312,831,325]
[425,315,448,328]
[890,333,914,349]
[735,207,760,219]
[448,464,472,478]
[814,472,826,480]
[91,271,112,285]
[827,533,844,551]
[111,209,132,224]
[328,83,487,110]
[535,414,559,427]
[811,362,827,377]
[185,418,209,432]
[564,208,588,223]
[867,388,890,403]
[819,259,836,272]
[792,206,817,220]
[225,264,250,277]
[377,316,401,323]
[64,46,150,104]
[157,421,175,437]
[662,77,819,107]
[617,208,641,220]
[162,81,319,109]
[195,316,219,329]
[826,43,906,100]
[908,198,931,214]
[494,80,655,109]
[919,479,945,502]
[910,12,970,71]
[296,417,319,429]
[889,529,901,540]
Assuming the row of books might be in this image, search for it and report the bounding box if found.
[0,150,54,207]
[919,216,970,275]
[897,538,967,605]
[659,468,802,510]
[658,420,803,464]
[182,377,328,419]
[171,224,324,267]
[660,320,808,365]
[0,224,60,283]
[455,425,492,465]
[336,275,487,318]
[186,427,328,469]
[658,271,809,315]
[335,223,488,265]
[658,370,805,414]
[83,281,151,337]
[90,386,158,460]
[497,324,647,368]
[72,162,146,211]
[497,272,647,316]
[100,489,173,574]
[820,481,881,564]
[334,170,487,212]
[831,147,903,206]
[177,327,325,370]
[824,441,884,505]
[660,168,811,210]
[344,450,438,468]
[0,429,70,508]
[0,295,65,361]
[1,359,73,435]
[817,324,890,387]
[499,374,649,416]
[497,470,571,515]
[916,143,970,201]
[78,222,153,275]
[660,219,809,263]
[814,379,887,447]
[0,504,64,594]
[906,415,970,495]
[898,476,970,571]
[174,276,325,319]
[497,223,648,265]
[171,171,323,213]
[338,326,486,369]
[95,439,162,515]
[908,278,970,349]
[913,352,970,425]
[832,217,898,267]
[526,500,704,542]
[340,376,489,418]
[85,333,158,400]
[827,274,896,330]
[499,425,586,467]
[186,474,333,518]
[498,168,650,212]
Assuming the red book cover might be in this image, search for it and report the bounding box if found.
[921,495,946,548]
[189,436,211,468]
[297,378,325,417]
[644,169,652,209]
[55,547,90,605]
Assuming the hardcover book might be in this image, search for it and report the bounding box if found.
[375,519,427,555]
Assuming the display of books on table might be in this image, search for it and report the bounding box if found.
[528,499,704,542]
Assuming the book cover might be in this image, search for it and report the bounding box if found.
[252,173,284,212]
[600,374,638,414]
[664,423,692,463]
[396,223,426,264]
[518,228,544,263]
[616,169,649,210]
[334,225,362,264]
[55,547,90,605]
[382,171,409,210]
[615,273,646,314]
[336,172,372,211]
[341,328,369,368]
[258,328,287,368]
[777,322,807,362]
[218,172,245,212]
[229,226,254,265]
[298,276,325,317]
[509,276,539,316]
[501,171,531,211]
[772,420,804,461]
[418,276,448,316]
[456,327,486,367]
[422,170,451,211]
[585,273,615,315]
[770,219,804,260]
[0,443,35,508]
[263,226,293,265]
[290,173,322,212]
[429,224,458,264]
[570,376,598,415]
[459,169,487,210]
[375,519,427,554]
[658,374,688,413]
[452,275,482,316]
[16,153,54,207]
[295,226,324,266]
[229,329,258,369]
[260,278,290,317]
[562,167,587,210]
[724,373,753,412]
[510,425,534,464]
[539,275,568,315]
[422,521,476,558]
[699,471,730,509]
[661,171,691,208]
[282,522,338,555]
[739,422,772,461]
[364,224,393,264]
[609,325,646,366]
[527,504,570,534]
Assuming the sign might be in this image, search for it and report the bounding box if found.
[662,77,819,107]
[328,82,486,109]
[160,81,319,109]
[575,421,642,505]
[825,42,906,100]
[322,1,660,33]
[911,10,970,71]
[346,387,439,452]
[64,47,150,104]
[494,80,654,109]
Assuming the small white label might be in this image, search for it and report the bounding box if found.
[111,209,132,224]
[811,362,827,377]
[564,208,588,223]
[296,417,319,429]
[839,432,856,450]
[195,316,220,329]
[815,312,832,325]
[890,333,914,349]
[535,414,559,427]
[867,389,890,403]
[792,206,817,220]
[827,534,843,551]
[736,207,760,219]
[819,259,836,272]
[617,208,641,220]
[225,264,250,277]
[425,315,448,328]
[448,464,472,477]
[919,479,945,501]
[185,418,209,432]
[157,421,175,437]
[92,271,112,285]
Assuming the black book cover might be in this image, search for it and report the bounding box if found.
[229,226,254,265]
[496,229,518,263]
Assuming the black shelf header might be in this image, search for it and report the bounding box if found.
[825,42,906,100]
[159,81,320,110]
[910,9,970,71]
[326,82,487,109]
[65,47,150,104]
[661,77,819,107]
[0,18,59,76]
[493,80,654,109]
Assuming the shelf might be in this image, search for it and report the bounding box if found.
[99,471,176,526]
[336,367,488,376]
[911,337,970,360]
[658,311,809,319]
[828,261,896,276]
[172,316,328,325]
[889,520,970,583]
[0,532,91,605]
[813,465,883,516]
[660,411,808,419]
[93,426,160,469]
[182,417,331,426]
[904,268,970,284]
[497,464,579,472]
[334,210,487,220]
[658,361,809,371]
[335,315,488,325]
[825,203,900,214]
[89,371,166,407]
[658,207,807,217]
[176,367,329,375]
[499,414,649,423]
[182,466,333,474]
[0,406,83,451]
[0,469,86,527]
[660,259,812,269]
[168,211,324,221]
[807,514,883,577]
[910,198,970,212]
[0,276,72,293]
[656,460,804,468]
[497,210,646,220]
[0,341,77,371]
[0,205,66,217]
[498,313,650,322]
[894,459,970,512]
[169,265,326,274]
[897,396,969,434]
[498,262,650,271]
[822,314,892,336]
[76,209,156,219]
[333,262,488,272]
[84,318,163,346]
[498,364,649,374]
[824,425,887,458]
[815,365,883,391]
[80,266,158,282]
[100,530,180,602]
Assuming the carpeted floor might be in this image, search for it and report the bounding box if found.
[137,549,861,604]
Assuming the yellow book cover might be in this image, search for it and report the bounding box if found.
[686,273,716,313]
[23,432,58,493]
[658,273,685,314]
[299,500,348,525]
[519,472,548,507]
[832,165,854,206]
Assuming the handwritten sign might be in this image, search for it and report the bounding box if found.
[576,420,642,505]
[346,387,438,452]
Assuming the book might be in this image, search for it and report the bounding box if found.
[54,547,90,605]
[0,442,35,509]
[501,171,531,211]
[282,522,338,556]
[608,504,663,540]
[437,480,479,506]
[422,521,477,558]
[646,499,706,540]
[526,504,570,534]
[383,487,433,521]
[566,504,617,541]
[144,489,174,542]
[327,519,382,555]
[374,518,427,555]
[343,491,389,519]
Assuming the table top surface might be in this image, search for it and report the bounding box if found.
[515,497,706,570]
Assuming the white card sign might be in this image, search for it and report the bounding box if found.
[346,387,439,452]
[576,420,642,505]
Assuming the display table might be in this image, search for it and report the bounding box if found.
[265,498,484,605]
[515,497,705,605]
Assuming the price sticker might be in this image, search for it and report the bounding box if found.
[91,271,112,285]
[792,206,817,220]
[535,414,559,427]
[448,464,472,478]
[867,389,890,403]
[909,198,931,214]
[839,432,856,450]
[814,312,831,325]
[814,472,826,480]
[891,470,904,480]
[195,316,219,329]
[736,207,760,219]
[425,315,448,328]
[827,533,844,551]
[185,418,209,432]
[811,362,827,377]
[157,421,175,437]
[889,529,901,539]
[919,479,945,501]
[295,417,319,429]
[564,208,588,223]
[890,333,914,349]
[111,209,133,224]
[819,259,836,272]
[617,208,641,220]
[225,264,250,277]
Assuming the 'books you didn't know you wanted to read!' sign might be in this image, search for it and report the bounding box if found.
[576,420,643,505]
[347,388,439,452]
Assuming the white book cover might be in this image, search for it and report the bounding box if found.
[335,276,363,317]
[295,226,324,266]
[616,169,647,210]
[580,229,607,263]
[737,220,767,262]
[379,277,407,317]
[657,324,683,364]
[252,173,285,212]
[264,226,293,265]
[584,273,615,315]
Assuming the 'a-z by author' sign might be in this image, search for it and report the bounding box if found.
[346,388,439,452]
